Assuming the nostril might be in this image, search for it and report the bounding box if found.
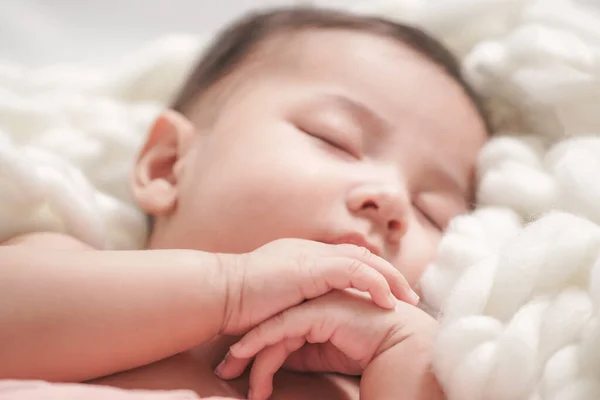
[362,200,378,210]
[387,220,401,231]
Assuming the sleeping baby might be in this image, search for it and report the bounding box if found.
[0,6,488,400]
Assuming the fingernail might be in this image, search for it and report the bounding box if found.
[388,293,397,308]
[214,352,229,378]
[214,360,225,378]
[230,342,244,357]
[409,289,420,305]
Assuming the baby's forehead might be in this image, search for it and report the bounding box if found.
[183,28,425,120]
[242,30,464,111]
[185,27,484,152]
[197,28,438,113]
[242,28,429,77]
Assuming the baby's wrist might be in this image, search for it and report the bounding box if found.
[363,331,444,400]
[368,318,438,378]
[374,307,438,360]
[211,252,245,335]
[168,249,236,340]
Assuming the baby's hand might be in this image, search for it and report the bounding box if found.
[220,238,418,335]
[215,290,437,400]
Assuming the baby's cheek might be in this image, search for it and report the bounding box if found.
[395,231,439,287]
[181,136,344,250]
[194,169,311,243]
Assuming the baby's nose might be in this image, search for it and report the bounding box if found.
[347,185,408,242]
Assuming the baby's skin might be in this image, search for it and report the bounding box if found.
[0,19,486,400]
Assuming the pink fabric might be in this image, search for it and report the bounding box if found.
[0,380,235,400]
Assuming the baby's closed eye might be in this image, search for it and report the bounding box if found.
[413,203,443,231]
[412,193,466,231]
[299,124,360,158]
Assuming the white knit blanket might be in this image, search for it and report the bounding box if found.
[1,0,599,398]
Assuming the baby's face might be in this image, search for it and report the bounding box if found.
[140,29,487,287]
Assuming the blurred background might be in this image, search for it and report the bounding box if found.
[0,0,363,67]
[3,0,599,68]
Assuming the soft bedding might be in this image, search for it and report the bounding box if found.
[1,0,600,399]
[0,380,202,400]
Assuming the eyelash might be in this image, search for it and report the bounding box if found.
[414,205,443,231]
[301,128,357,158]
[318,135,351,152]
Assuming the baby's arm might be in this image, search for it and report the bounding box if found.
[0,233,228,382]
[0,235,411,385]
[361,333,444,400]
[0,379,236,400]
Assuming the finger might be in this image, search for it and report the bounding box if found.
[248,338,305,400]
[334,243,419,305]
[283,342,362,375]
[314,257,398,309]
[214,351,252,380]
[230,304,325,359]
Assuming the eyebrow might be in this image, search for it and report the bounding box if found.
[317,94,391,136]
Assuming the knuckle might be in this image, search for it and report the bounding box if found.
[266,238,288,250]
[296,251,318,278]
[284,337,305,352]
[346,258,366,276]
[394,269,408,284]
[308,315,334,343]
[292,251,324,298]
[250,324,269,343]
[338,243,372,260]
[337,243,360,253]
[263,237,296,252]
[269,312,287,330]
[294,250,310,268]
[358,245,373,260]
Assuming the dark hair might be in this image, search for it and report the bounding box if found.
[170,6,490,131]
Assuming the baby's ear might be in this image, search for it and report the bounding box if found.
[131,109,194,216]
